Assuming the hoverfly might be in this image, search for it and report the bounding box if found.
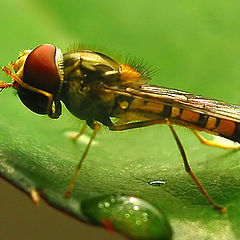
[1,44,239,212]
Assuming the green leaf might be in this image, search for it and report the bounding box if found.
[1,0,240,239]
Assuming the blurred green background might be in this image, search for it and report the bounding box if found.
[1,0,240,240]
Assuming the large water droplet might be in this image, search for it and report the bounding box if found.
[82,194,172,240]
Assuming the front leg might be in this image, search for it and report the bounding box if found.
[64,123,101,198]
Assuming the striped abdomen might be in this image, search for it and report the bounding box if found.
[113,96,240,143]
[168,107,240,142]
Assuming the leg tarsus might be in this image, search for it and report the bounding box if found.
[2,66,20,83]
[30,189,40,205]
[0,81,14,89]
[0,66,14,90]
[192,130,240,149]
[70,124,88,141]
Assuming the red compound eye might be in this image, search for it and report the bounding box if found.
[17,44,63,117]
[23,44,61,94]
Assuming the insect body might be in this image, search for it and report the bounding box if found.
[1,44,239,212]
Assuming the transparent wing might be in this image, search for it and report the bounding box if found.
[103,84,240,122]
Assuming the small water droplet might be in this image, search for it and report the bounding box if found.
[104,202,110,208]
[129,210,134,215]
[133,205,140,211]
[110,197,116,203]
[142,212,148,217]
[98,203,104,208]
[136,220,141,225]
[148,180,165,186]
[143,217,148,222]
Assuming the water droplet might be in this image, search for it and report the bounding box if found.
[143,217,148,222]
[142,212,148,217]
[104,201,110,208]
[136,220,141,225]
[148,180,166,186]
[133,205,140,211]
[129,209,134,215]
[98,203,103,208]
[82,194,172,240]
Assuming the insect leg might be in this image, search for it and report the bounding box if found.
[2,66,25,87]
[70,124,88,141]
[192,130,240,149]
[0,81,14,90]
[30,189,40,205]
[109,119,168,131]
[64,123,101,198]
[167,122,226,212]
[65,120,163,197]
[1,66,60,118]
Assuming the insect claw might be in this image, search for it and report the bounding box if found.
[217,206,227,213]
[69,134,82,141]
[63,190,71,199]
[30,189,40,205]
[0,81,14,89]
